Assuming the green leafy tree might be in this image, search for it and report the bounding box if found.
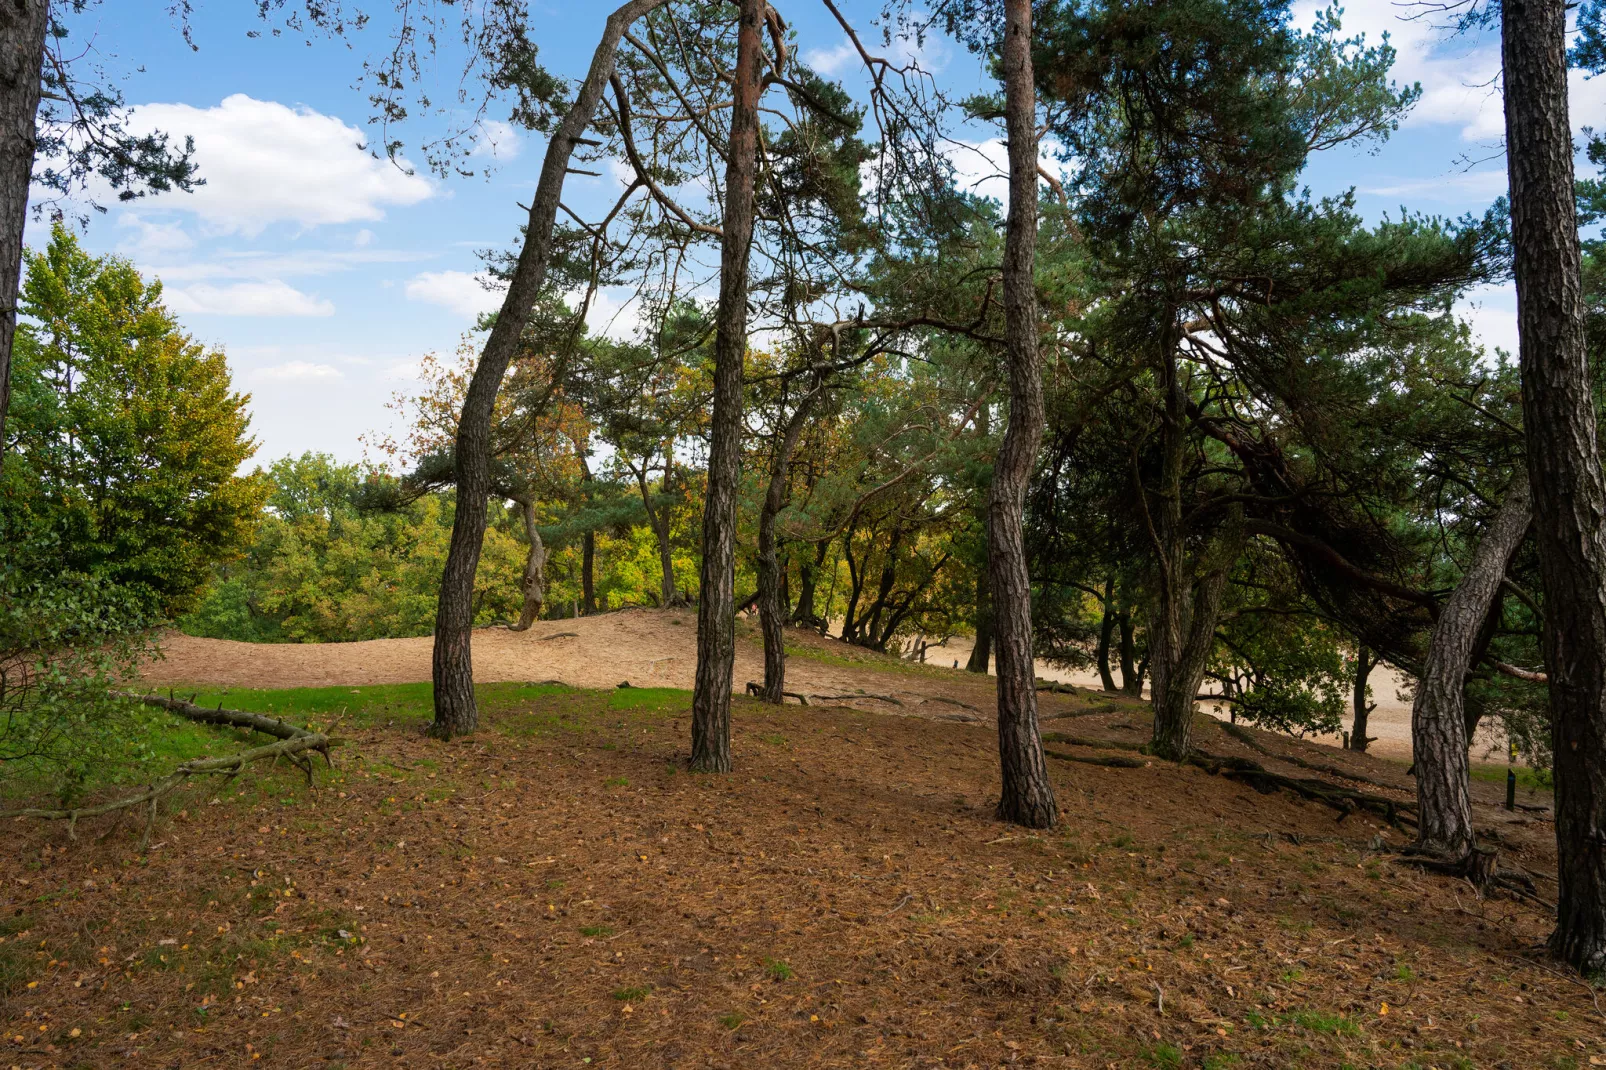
[3,224,266,616]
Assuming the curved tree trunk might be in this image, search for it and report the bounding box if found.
[1096,576,1118,691]
[690,0,762,772]
[792,539,828,626]
[0,0,48,467]
[430,0,666,739]
[1348,645,1376,752]
[990,0,1058,829]
[510,498,549,631]
[1503,0,1606,972]
[758,385,824,702]
[1412,474,1531,859]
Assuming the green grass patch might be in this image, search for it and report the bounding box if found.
[1288,1010,1360,1037]
[613,986,650,1001]
[1470,762,1553,792]
[608,686,692,712]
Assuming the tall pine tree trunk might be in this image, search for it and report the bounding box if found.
[431,0,666,738]
[690,0,761,772]
[990,0,1058,828]
[0,0,48,468]
[657,448,677,606]
[1348,645,1375,752]
[1411,474,1531,859]
[1149,515,1243,761]
[1503,0,1606,971]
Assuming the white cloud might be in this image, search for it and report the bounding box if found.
[252,360,344,381]
[164,280,335,317]
[944,137,1069,206]
[405,269,505,319]
[805,18,948,78]
[1361,169,1509,201]
[1291,0,1606,144]
[126,94,434,235]
[151,247,430,284]
[1459,283,1520,358]
[578,287,642,341]
[805,41,860,77]
[116,212,194,259]
[354,228,375,247]
[469,119,521,161]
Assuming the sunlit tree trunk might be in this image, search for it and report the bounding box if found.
[511,498,549,631]
[430,0,667,739]
[690,0,762,772]
[990,0,1058,828]
[0,0,48,467]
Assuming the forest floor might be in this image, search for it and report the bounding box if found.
[1,615,1597,1068]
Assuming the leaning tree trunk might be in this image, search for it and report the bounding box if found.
[1503,0,1606,972]
[430,0,666,739]
[792,539,827,626]
[1411,474,1531,860]
[511,499,549,631]
[0,0,48,467]
[1096,576,1118,692]
[758,385,825,702]
[1149,515,1244,762]
[1348,644,1376,752]
[689,0,762,773]
[990,0,1058,829]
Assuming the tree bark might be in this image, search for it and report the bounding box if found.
[0,0,48,467]
[1348,644,1376,752]
[1118,601,1140,695]
[690,0,762,773]
[430,0,666,739]
[990,0,1058,829]
[758,385,824,702]
[792,539,828,626]
[657,445,677,605]
[1096,576,1118,691]
[1149,515,1243,761]
[966,560,994,673]
[1412,474,1531,859]
[1503,0,1606,972]
[510,498,549,631]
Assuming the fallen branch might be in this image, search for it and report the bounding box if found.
[2,733,330,845]
[540,631,580,641]
[743,681,811,704]
[122,692,314,741]
[1042,731,1144,753]
[1035,680,1079,695]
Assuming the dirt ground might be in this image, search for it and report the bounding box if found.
[0,611,1592,1068]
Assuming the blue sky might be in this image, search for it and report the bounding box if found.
[29,0,1593,467]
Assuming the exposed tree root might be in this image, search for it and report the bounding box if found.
[808,691,903,706]
[920,695,981,712]
[1034,680,1080,695]
[743,682,811,704]
[1183,750,1418,827]
[1041,731,1143,752]
[1398,844,1556,911]
[1044,748,1148,769]
[1217,721,1409,793]
[5,694,333,847]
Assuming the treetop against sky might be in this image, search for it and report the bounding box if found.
[25,0,1591,462]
